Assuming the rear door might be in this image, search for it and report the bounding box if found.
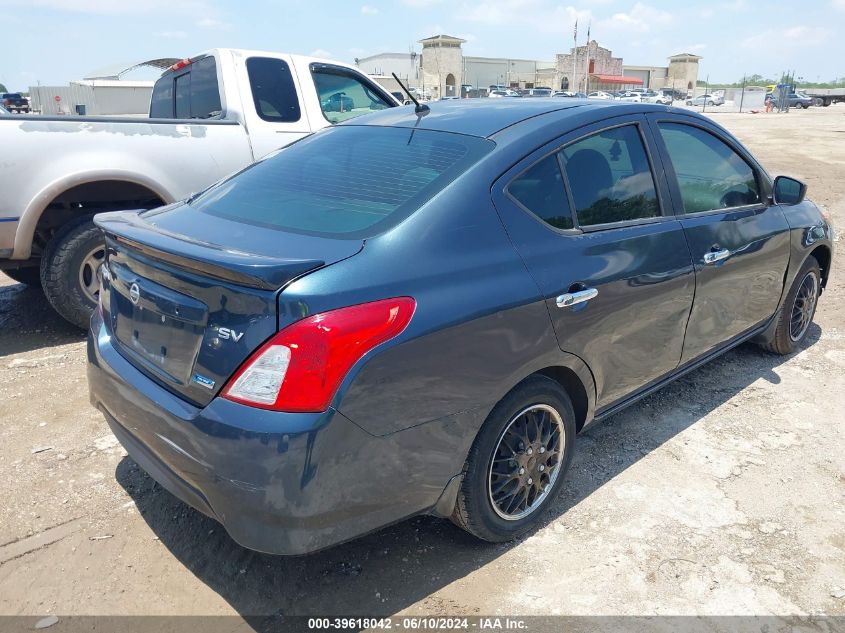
[646,114,790,363]
[493,115,696,411]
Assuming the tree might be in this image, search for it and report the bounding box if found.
[0,83,6,93]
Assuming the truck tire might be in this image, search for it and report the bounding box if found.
[40,217,105,330]
[3,266,42,287]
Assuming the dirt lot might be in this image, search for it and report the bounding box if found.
[1,106,843,626]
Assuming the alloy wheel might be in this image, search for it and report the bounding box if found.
[78,245,105,304]
[488,404,565,521]
[789,271,818,342]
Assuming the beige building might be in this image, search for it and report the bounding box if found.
[358,35,700,97]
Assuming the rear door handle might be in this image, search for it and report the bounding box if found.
[556,287,598,308]
[703,248,730,264]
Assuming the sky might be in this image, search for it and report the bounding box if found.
[1,0,843,90]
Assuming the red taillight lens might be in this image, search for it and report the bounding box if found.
[222,297,416,412]
[169,58,192,72]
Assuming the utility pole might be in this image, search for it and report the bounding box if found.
[702,74,709,113]
[572,18,578,92]
[739,74,746,113]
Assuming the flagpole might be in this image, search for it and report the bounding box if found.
[583,20,591,94]
[572,19,578,93]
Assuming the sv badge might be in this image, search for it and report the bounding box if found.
[218,327,244,342]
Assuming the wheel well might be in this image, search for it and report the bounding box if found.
[536,366,589,432]
[810,245,831,290]
[32,180,164,255]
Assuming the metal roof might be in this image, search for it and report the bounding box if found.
[83,58,182,80]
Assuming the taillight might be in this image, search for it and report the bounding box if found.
[222,297,415,412]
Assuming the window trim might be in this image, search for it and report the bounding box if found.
[309,62,396,124]
[246,56,302,123]
[649,116,769,218]
[502,119,672,236]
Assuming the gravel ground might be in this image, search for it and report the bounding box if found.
[0,106,843,626]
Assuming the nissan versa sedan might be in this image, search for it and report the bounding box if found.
[87,100,833,555]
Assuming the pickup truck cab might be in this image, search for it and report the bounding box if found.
[0,48,398,328]
[1,93,30,113]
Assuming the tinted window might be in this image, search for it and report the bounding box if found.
[189,56,221,119]
[247,57,301,123]
[150,76,173,118]
[561,125,660,226]
[311,64,393,124]
[174,73,190,119]
[658,122,760,213]
[188,126,493,238]
[508,154,573,230]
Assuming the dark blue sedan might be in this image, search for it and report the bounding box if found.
[87,100,833,554]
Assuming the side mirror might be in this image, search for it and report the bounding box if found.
[773,176,807,206]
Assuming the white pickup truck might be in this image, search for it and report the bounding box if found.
[0,48,398,327]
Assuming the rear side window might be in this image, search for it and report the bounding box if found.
[311,64,393,124]
[657,122,760,213]
[560,125,660,227]
[507,154,574,230]
[187,126,494,238]
[150,77,173,118]
[149,56,221,119]
[247,57,301,123]
[189,56,222,119]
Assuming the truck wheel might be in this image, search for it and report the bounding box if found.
[3,266,42,287]
[40,217,105,330]
[757,256,820,355]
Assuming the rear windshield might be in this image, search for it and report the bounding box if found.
[186,126,494,238]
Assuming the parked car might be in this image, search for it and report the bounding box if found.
[1,92,30,113]
[321,91,355,112]
[686,94,724,106]
[554,91,587,98]
[0,48,398,329]
[522,88,553,98]
[767,92,814,109]
[587,91,615,100]
[489,89,521,98]
[88,99,832,555]
[617,92,642,103]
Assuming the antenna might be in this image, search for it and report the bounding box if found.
[392,72,429,116]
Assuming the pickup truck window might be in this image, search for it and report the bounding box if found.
[186,125,493,238]
[150,56,222,119]
[311,64,393,124]
[247,57,301,123]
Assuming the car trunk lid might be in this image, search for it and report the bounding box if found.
[95,208,363,407]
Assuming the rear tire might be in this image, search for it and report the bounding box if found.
[3,266,42,287]
[451,375,576,542]
[758,256,820,355]
[40,217,105,330]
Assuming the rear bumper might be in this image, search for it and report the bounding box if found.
[87,313,467,555]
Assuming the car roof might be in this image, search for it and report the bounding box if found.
[343,99,647,138]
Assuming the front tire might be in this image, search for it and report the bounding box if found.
[758,256,821,355]
[451,375,576,542]
[40,217,105,330]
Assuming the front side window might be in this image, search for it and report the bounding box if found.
[247,57,301,123]
[507,154,574,230]
[658,122,760,213]
[560,125,660,227]
[185,126,493,238]
[311,64,393,124]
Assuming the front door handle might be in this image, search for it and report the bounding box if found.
[556,287,598,308]
[703,248,730,264]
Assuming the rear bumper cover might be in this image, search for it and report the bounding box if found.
[88,313,471,555]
